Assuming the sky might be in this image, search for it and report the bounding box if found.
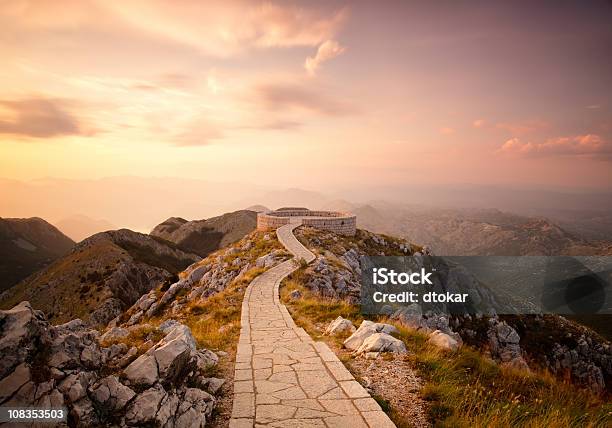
[1,0,612,192]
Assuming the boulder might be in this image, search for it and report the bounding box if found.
[55,319,87,333]
[58,372,94,403]
[162,324,197,350]
[488,320,529,372]
[124,353,159,387]
[89,375,135,411]
[355,333,407,354]
[427,330,460,351]
[159,319,180,333]
[156,392,180,426]
[186,264,210,285]
[343,320,399,351]
[126,310,144,326]
[174,388,215,428]
[324,316,356,336]
[0,301,49,379]
[289,289,302,300]
[0,363,31,403]
[193,349,219,372]
[124,384,167,425]
[116,346,138,369]
[100,327,129,343]
[153,338,193,381]
[198,377,225,394]
[80,344,102,368]
[124,323,199,387]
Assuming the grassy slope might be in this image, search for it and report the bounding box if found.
[280,270,611,428]
[0,239,119,322]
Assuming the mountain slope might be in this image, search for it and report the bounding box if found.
[0,229,200,326]
[0,217,75,292]
[150,210,257,257]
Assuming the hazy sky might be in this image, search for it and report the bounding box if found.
[1,0,611,191]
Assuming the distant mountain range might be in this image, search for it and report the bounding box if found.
[54,214,116,242]
[0,217,74,291]
[324,202,612,256]
[2,177,612,241]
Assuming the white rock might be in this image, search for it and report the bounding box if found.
[343,320,399,351]
[89,375,135,411]
[124,323,199,387]
[355,333,407,354]
[124,384,167,425]
[193,349,219,372]
[324,316,356,336]
[123,353,158,387]
[427,330,460,352]
[153,338,192,380]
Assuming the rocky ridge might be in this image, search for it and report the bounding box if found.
[0,229,201,326]
[150,210,258,258]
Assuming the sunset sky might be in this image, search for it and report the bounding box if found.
[1,0,611,191]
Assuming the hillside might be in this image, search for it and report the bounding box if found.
[0,224,609,427]
[150,210,257,257]
[0,217,75,292]
[0,229,200,326]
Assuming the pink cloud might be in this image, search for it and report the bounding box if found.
[251,83,354,116]
[498,134,612,160]
[0,97,93,138]
[496,119,549,135]
[439,127,455,135]
[472,119,485,128]
[305,40,346,75]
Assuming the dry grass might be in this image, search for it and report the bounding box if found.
[280,278,362,342]
[183,266,266,352]
[280,270,612,428]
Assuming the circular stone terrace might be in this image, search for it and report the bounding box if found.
[257,207,357,236]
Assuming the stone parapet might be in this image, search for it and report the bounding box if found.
[257,207,356,236]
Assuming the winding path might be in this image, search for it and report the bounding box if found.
[229,223,396,428]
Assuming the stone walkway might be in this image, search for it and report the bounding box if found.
[229,223,396,427]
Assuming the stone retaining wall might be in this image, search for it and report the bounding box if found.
[257,207,356,236]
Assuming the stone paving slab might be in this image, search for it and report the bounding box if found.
[229,223,396,428]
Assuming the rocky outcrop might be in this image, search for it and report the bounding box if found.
[344,320,399,351]
[324,316,356,336]
[487,319,529,371]
[427,330,460,352]
[355,332,407,354]
[295,227,423,304]
[0,301,221,426]
[123,324,205,388]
